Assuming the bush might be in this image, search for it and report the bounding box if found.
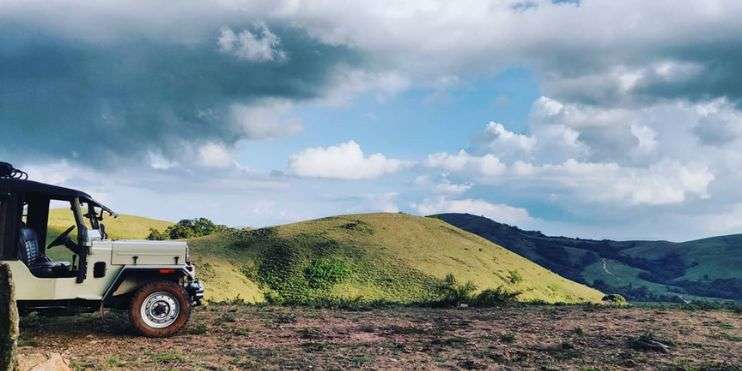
[472,287,521,307]
[146,228,168,241]
[433,274,478,307]
[147,217,230,240]
[507,270,523,284]
[602,294,628,304]
[304,258,350,289]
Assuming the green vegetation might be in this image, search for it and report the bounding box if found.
[189,213,603,304]
[601,294,627,305]
[147,217,230,240]
[431,273,521,307]
[433,213,742,302]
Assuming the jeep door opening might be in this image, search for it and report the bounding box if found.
[0,162,204,337]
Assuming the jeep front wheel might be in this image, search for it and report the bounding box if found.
[129,281,191,337]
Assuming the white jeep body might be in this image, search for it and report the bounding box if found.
[4,240,191,302]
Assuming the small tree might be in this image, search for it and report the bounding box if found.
[146,228,168,241]
[147,218,229,240]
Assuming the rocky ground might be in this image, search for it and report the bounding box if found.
[17,305,742,370]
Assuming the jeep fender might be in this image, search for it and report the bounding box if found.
[102,267,192,307]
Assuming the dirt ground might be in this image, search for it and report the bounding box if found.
[17,305,742,370]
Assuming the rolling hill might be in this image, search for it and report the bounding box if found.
[46,209,602,304]
[432,213,742,302]
[188,213,603,304]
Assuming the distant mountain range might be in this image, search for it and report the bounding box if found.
[432,213,742,302]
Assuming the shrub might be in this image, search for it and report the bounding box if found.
[304,258,350,289]
[472,287,520,307]
[602,294,628,305]
[433,273,478,307]
[148,217,231,240]
[146,228,168,241]
[507,270,523,284]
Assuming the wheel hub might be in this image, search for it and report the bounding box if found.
[141,291,180,329]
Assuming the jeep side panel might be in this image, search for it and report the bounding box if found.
[4,242,121,301]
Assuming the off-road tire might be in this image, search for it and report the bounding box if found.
[129,281,191,337]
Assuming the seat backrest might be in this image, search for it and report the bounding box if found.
[18,228,41,265]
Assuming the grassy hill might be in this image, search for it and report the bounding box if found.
[189,213,603,304]
[432,213,742,302]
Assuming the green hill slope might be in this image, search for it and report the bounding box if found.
[189,213,603,304]
[433,213,742,302]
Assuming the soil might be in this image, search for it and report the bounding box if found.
[17,305,742,370]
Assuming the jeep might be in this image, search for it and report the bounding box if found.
[0,162,204,337]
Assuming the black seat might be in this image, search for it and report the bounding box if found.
[18,228,73,278]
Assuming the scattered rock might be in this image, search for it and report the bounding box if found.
[629,333,673,353]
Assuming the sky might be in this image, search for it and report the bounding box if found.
[2,0,742,241]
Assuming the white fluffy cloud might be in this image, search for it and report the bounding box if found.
[431,94,735,209]
[413,197,532,225]
[197,142,236,169]
[475,122,536,161]
[426,150,506,177]
[519,159,714,206]
[218,25,287,63]
[288,140,410,180]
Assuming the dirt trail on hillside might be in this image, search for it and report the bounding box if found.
[17,305,742,370]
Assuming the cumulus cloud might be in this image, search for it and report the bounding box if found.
[429,93,734,211]
[519,159,714,206]
[474,122,536,161]
[426,150,506,177]
[218,25,287,63]
[413,197,532,225]
[197,142,237,169]
[288,141,410,180]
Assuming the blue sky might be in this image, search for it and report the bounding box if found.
[3,1,742,241]
[239,69,539,171]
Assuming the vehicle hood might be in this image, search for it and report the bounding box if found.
[110,240,188,266]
